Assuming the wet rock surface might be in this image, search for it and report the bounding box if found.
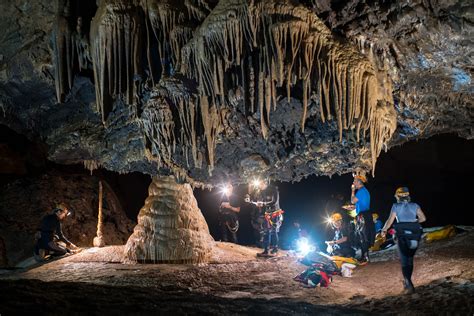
[1,230,472,314]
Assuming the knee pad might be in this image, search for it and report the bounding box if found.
[408,240,418,249]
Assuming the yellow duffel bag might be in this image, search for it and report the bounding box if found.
[331,256,359,269]
[424,225,456,242]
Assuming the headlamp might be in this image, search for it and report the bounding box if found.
[220,183,231,196]
[251,178,261,189]
[325,215,334,226]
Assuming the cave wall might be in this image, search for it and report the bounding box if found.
[0,172,134,267]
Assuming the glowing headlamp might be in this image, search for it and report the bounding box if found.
[296,237,315,256]
[220,184,231,196]
[251,178,261,189]
[325,216,334,226]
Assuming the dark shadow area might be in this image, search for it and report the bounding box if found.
[0,124,151,222]
[0,279,366,315]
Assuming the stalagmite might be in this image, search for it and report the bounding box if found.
[124,176,214,263]
[90,0,144,123]
[93,181,106,247]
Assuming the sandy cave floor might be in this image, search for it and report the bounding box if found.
[0,230,473,315]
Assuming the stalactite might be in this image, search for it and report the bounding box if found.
[258,68,267,138]
[149,78,204,171]
[144,0,186,76]
[170,26,194,72]
[72,16,93,73]
[83,160,100,175]
[141,94,176,168]
[90,0,144,123]
[52,0,74,103]
[177,0,395,172]
[184,0,211,21]
[199,96,221,173]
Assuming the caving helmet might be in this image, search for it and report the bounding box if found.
[331,212,343,222]
[329,212,343,229]
[54,202,71,216]
[353,174,367,184]
[395,187,410,202]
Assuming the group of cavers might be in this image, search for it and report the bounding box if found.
[219,175,427,294]
[299,175,427,294]
[34,174,427,294]
[218,179,283,256]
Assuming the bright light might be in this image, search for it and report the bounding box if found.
[220,184,231,196]
[252,178,261,189]
[296,237,315,256]
[325,215,334,226]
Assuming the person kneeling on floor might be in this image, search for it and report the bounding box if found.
[325,212,355,258]
[34,203,77,261]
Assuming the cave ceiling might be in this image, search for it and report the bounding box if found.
[0,0,472,186]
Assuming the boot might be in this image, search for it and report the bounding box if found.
[403,278,415,294]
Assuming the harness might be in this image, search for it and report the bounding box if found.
[264,209,284,227]
[225,219,239,233]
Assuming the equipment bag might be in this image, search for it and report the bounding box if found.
[424,225,456,242]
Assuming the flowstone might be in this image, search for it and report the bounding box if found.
[124,176,214,263]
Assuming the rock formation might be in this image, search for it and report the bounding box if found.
[0,0,472,182]
[124,176,214,263]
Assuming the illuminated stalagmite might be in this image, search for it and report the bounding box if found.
[124,176,214,263]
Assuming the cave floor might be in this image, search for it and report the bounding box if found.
[1,230,473,315]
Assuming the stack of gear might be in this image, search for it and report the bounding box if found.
[331,256,359,277]
[331,256,359,269]
[293,252,340,288]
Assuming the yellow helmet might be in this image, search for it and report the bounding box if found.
[331,212,343,222]
[372,213,379,220]
[354,174,367,183]
[395,187,410,198]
